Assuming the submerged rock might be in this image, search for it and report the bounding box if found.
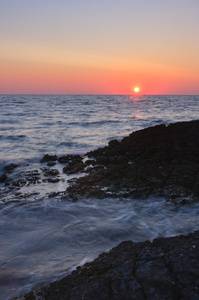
[13,231,199,300]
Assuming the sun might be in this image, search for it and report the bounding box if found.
[134,87,140,93]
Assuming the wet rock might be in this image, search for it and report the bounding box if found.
[67,178,78,184]
[40,167,48,172]
[48,191,61,197]
[15,192,40,198]
[0,173,7,183]
[63,162,86,175]
[24,170,40,177]
[47,178,60,183]
[13,231,199,300]
[4,163,18,173]
[43,169,59,176]
[40,154,57,163]
[58,154,83,164]
[10,180,27,187]
[47,161,57,167]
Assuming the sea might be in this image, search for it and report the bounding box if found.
[0,94,199,299]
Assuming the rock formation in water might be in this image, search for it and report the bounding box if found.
[12,120,199,299]
[66,120,199,204]
[2,120,199,204]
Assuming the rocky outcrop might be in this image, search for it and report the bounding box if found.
[9,120,199,300]
[2,120,198,203]
[13,230,199,300]
[66,120,199,204]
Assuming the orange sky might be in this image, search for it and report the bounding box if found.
[1,0,199,94]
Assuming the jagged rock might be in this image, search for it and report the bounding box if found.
[13,231,199,300]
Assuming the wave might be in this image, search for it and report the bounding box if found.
[0,119,20,124]
[0,135,27,141]
[0,94,198,166]
[81,120,121,127]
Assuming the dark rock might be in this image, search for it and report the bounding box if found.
[47,178,60,183]
[85,159,96,166]
[0,173,7,183]
[65,121,199,202]
[12,180,27,187]
[63,162,86,175]
[40,154,57,163]
[47,161,57,167]
[67,178,78,184]
[108,139,120,148]
[24,170,40,177]
[48,191,61,197]
[4,163,18,173]
[58,154,82,164]
[43,169,59,176]
[13,231,199,300]
[15,192,40,198]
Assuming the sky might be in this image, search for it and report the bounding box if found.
[0,0,199,95]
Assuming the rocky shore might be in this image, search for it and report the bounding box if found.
[66,120,199,204]
[7,120,199,299]
[13,231,199,300]
[2,120,199,204]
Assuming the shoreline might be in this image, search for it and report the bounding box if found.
[10,120,199,299]
[13,230,199,300]
[66,120,199,204]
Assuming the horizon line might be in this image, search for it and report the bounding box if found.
[1,93,199,96]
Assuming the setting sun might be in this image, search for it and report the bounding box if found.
[134,87,140,93]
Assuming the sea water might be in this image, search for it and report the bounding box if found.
[0,94,199,299]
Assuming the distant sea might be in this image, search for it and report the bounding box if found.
[0,94,199,299]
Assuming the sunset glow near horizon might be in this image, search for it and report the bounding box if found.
[1,0,199,95]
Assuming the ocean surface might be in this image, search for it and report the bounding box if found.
[0,94,199,299]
